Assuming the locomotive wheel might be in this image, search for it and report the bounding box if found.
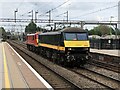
[56,53,60,64]
[60,55,64,65]
[27,45,30,51]
[76,58,86,67]
[39,48,43,55]
[60,55,67,67]
[30,45,32,51]
[46,51,52,59]
[52,52,57,63]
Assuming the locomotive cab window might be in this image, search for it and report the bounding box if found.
[65,33,76,40]
[77,33,88,40]
[65,33,88,40]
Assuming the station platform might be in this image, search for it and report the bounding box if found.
[90,48,120,57]
[0,42,53,89]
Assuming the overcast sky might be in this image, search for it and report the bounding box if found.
[0,0,120,31]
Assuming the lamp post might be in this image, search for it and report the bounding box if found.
[110,16,118,49]
[67,3,71,21]
[110,16,114,35]
[32,10,33,21]
[14,9,18,23]
[66,11,68,22]
[48,10,51,23]
[28,10,33,21]
[35,11,38,23]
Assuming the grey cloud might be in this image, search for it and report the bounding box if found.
[28,2,57,13]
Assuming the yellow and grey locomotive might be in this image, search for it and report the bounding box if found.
[38,27,90,66]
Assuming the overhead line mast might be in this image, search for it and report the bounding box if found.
[39,0,70,22]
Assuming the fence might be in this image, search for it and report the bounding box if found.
[90,39,120,49]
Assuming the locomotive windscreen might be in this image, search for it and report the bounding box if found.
[65,33,88,40]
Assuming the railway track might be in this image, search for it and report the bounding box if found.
[70,66,119,89]
[8,40,120,89]
[85,64,120,81]
[88,59,120,73]
[12,40,120,73]
[90,52,120,73]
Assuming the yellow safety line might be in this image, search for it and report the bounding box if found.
[2,43,10,88]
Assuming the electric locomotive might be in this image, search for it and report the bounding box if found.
[26,32,39,52]
[38,27,90,66]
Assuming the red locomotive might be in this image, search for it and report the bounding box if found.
[26,32,40,52]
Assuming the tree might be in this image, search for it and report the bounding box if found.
[89,27,101,36]
[36,27,44,32]
[1,27,6,40]
[99,25,112,35]
[117,29,120,35]
[85,28,89,32]
[88,25,115,36]
[25,21,37,33]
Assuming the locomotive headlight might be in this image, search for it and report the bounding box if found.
[84,48,88,50]
[68,48,72,50]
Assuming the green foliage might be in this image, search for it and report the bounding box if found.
[36,27,44,32]
[25,21,45,34]
[88,25,115,36]
[25,21,37,33]
[116,28,120,35]
[0,27,6,40]
[85,28,89,32]
[89,27,102,36]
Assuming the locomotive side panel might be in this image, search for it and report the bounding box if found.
[26,33,39,52]
[39,33,65,51]
[26,35,35,45]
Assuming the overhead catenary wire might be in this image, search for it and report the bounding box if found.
[20,10,33,17]
[19,0,70,18]
[13,0,24,14]
[15,0,32,18]
[49,0,70,12]
[20,2,36,17]
[16,0,25,10]
[39,0,70,16]
[70,4,118,19]
[56,11,68,17]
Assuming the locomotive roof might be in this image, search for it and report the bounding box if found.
[39,27,86,35]
[61,27,86,33]
[27,32,41,36]
[40,31,60,35]
[27,34,35,36]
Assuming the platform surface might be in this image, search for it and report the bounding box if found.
[90,48,120,57]
[0,42,52,89]
[0,41,3,90]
